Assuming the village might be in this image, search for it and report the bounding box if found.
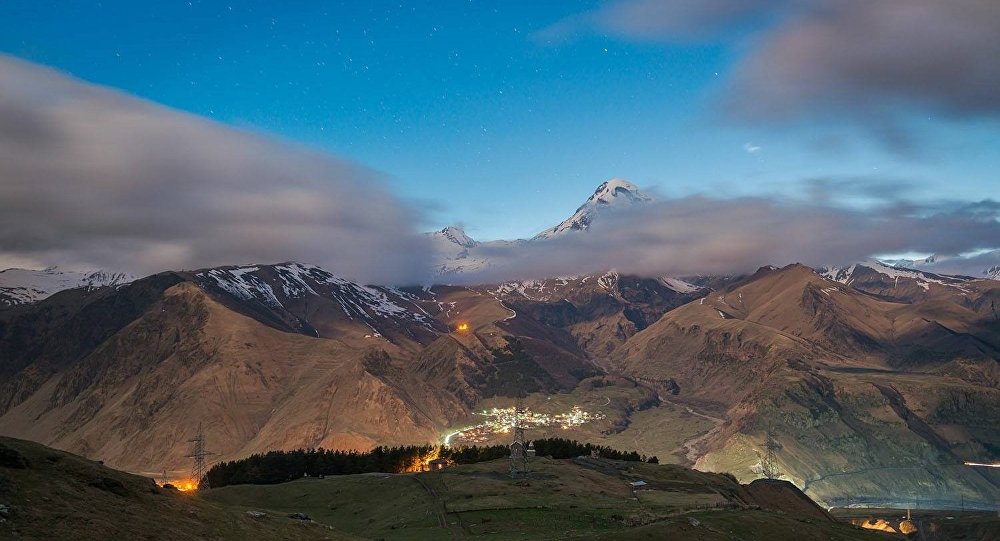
[443,404,606,446]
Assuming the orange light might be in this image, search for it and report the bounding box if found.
[456,323,469,332]
[399,447,442,473]
[851,519,897,533]
[160,479,199,492]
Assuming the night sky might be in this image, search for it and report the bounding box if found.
[4,1,997,240]
[1,1,998,281]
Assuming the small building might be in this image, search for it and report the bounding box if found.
[428,458,450,471]
[526,441,536,458]
[628,480,647,489]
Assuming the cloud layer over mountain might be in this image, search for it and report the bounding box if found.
[456,196,1000,283]
[0,55,430,284]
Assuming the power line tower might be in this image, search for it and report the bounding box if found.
[185,422,216,488]
[756,429,782,480]
[509,396,529,478]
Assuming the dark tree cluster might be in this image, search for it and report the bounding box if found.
[203,438,650,488]
[530,438,645,461]
[204,444,438,488]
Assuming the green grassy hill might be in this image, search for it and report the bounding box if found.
[204,455,888,540]
[0,434,899,540]
[0,437,348,540]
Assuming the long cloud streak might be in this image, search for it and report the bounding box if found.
[0,55,430,284]
[539,0,1000,127]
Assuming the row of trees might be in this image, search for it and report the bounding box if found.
[203,438,655,488]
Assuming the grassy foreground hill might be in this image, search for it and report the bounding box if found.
[0,436,345,540]
[0,435,894,540]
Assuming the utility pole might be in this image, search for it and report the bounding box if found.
[184,422,216,488]
[756,429,782,480]
[509,396,529,478]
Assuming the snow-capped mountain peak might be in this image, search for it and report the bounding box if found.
[587,178,651,206]
[427,179,652,277]
[533,178,652,240]
[434,225,478,248]
[426,225,495,277]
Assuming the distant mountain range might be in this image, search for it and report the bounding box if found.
[1,255,998,507]
[0,267,133,306]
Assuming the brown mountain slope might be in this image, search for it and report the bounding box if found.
[0,280,466,474]
[613,264,1000,507]
[0,266,623,476]
[487,272,706,359]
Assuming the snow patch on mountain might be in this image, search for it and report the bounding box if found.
[820,260,974,291]
[597,270,620,291]
[196,263,434,329]
[658,276,702,294]
[204,266,284,308]
[491,276,579,301]
[0,267,134,306]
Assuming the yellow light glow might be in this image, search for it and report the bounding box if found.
[161,479,199,492]
[399,447,442,473]
[851,519,897,533]
[456,323,469,332]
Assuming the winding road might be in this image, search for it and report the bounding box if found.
[658,393,726,464]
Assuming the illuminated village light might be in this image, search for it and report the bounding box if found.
[444,405,606,446]
[456,322,469,332]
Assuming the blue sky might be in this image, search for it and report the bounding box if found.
[2,0,998,241]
